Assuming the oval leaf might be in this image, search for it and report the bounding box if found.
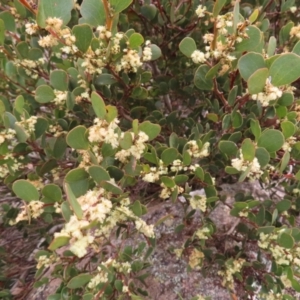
[12,180,40,202]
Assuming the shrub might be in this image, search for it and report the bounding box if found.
[1,0,300,299]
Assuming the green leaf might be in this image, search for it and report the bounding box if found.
[281,121,295,139]
[195,167,204,180]
[194,65,213,90]
[149,44,162,60]
[91,92,106,119]
[231,111,243,128]
[218,141,238,156]
[241,138,255,161]
[66,126,89,150]
[42,184,62,202]
[50,70,69,91]
[205,62,221,80]
[140,5,157,20]
[279,21,294,45]
[235,26,263,52]
[110,0,133,13]
[64,183,83,219]
[120,132,133,150]
[280,151,290,174]
[277,233,295,249]
[37,0,73,28]
[94,74,117,85]
[131,200,143,217]
[276,199,291,213]
[61,201,72,222]
[238,52,266,81]
[139,121,161,141]
[225,166,240,174]
[278,92,294,106]
[64,168,89,198]
[247,68,269,94]
[250,119,261,141]
[67,274,93,289]
[174,174,189,185]
[179,37,197,58]
[257,129,284,152]
[80,0,106,26]
[88,166,110,183]
[48,236,70,251]
[249,8,259,24]
[129,33,144,48]
[107,166,123,181]
[12,180,40,202]
[101,181,123,194]
[213,0,226,17]
[255,147,270,168]
[72,24,93,53]
[292,40,300,56]
[0,11,15,32]
[267,36,277,57]
[35,118,49,139]
[105,105,118,122]
[255,206,265,226]
[269,53,300,86]
[35,85,55,103]
[160,176,175,188]
[14,123,28,142]
[161,148,178,165]
[228,86,238,106]
[233,0,239,32]
[0,19,4,46]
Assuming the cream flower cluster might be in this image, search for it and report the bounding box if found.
[111,32,124,54]
[189,248,204,269]
[15,116,38,136]
[259,291,284,300]
[195,5,207,18]
[88,258,131,290]
[53,90,68,106]
[0,154,24,178]
[142,160,168,183]
[14,58,45,79]
[218,258,245,290]
[258,232,300,266]
[0,128,16,145]
[25,22,39,35]
[191,50,209,64]
[38,17,76,50]
[160,182,184,199]
[190,14,257,67]
[48,124,66,137]
[54,188,155,257]
[142,40,152,61]
[290,24,300,39]
[88,117,120,149]
[231,152,263,180]
[282,136,297,152]
[9,200,44,225]
[37,254,60,270]
[186,141,210,158]
[115,131,149,163]
[78,149,103,169]
[116,49,143,73]
[97,25,112,39]
[251,78,283,107]
[80,47,106,75]
[195,226,210,240]
[189,194,207,212]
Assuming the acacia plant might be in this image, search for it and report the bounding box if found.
[1,0,300,299]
